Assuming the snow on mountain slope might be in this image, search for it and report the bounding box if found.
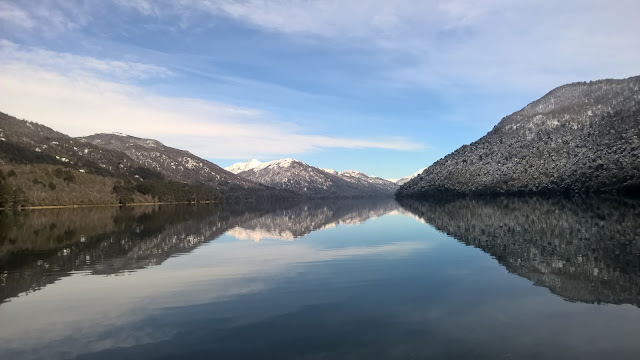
[336,170,398,192]
[397,76,640,198]
[319,168,338,175]
[235,158,395,197]
[395,167,427,185]
[225,159,262,174]
[78,134,288,199]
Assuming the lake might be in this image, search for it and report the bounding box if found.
[1,197,639,359]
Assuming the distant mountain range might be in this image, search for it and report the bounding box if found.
[3,75,638,206]
[0,112,297,207]
[397,75,640,198]
[78,133,271,194]
[0,112,396,208]
[226,159,397,197]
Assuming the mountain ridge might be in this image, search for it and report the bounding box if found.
[228,158,398,197]
[397,76,640,198]
[0,112,295,207]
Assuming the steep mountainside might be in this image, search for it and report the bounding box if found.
[231,159,395,197]
[79,133,293,200]
[0,112,136,177]
[397,76,640,198]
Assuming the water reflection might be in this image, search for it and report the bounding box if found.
[0,199,399,304]
[398,196,640,307]
[226,199,399,241]
[2,197,640,359]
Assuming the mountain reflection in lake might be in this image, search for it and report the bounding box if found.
[398,196,640,307]
[1,197,639,359]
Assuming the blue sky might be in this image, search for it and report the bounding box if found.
[1,1,639,179]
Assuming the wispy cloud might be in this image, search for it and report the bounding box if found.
[0,2,35,29]
[111,0,640,92]
[1,0,92,32]
[0,41,423,159]
[0,40,172,80]
[5,1,639,93]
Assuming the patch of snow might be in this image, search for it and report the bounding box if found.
[225,159,262,174]
[263,158,296,169]
[396,167,427,185]
[339,170,366,177]
[319,168,338,175]
[182,157,200,169]
[111,132,128,137]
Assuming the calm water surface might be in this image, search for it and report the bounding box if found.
[0,197,639,359]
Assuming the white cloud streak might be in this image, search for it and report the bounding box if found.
[0,41,423,159]
[0,2,35,28]
[111,0,640,92]
[0,40,172,80]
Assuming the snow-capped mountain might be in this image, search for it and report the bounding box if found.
[225,159,262,174]
[78,133,291,199]
[395,167,428,186]
[232,158,396,197]
[320,167,398,192]
[334,170,398,192]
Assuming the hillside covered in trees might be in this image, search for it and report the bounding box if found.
[397,76,640,198]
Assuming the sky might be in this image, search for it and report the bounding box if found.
[0,1,639,179]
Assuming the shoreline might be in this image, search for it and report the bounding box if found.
[0,200,219,211]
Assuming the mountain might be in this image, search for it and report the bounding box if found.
[397,76,640,198]
[225,159,262,174]
[0,112,290,207]
[78,134,295,201]
[321,168,399,193]
[229,159,397,197]
[80,134,262,190]
[0,112,136,176]
[394,167,427,186]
